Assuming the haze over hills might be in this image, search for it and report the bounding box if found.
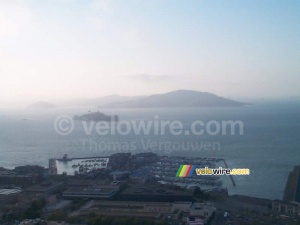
[28,90,246,109]
[100,90,245,108]
[53,95,144,107]
[28,101,56,109]
[28,96,144,109]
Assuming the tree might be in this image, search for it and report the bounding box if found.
[21,199,46,220]
[47,210,67,222]
[66,216,83,224]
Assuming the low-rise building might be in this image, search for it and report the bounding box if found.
[0,189,22,204]
[77,200,173,219]
[173,201,192,212]
[0,171,41,187]
[130,168,150,184]
[119,186,194,202]
[63,179,122,199]
[19,219,47,225]
[189,202,215,223]
[63,186,118,199]
[188,216,204,225]
[25,182,64,195]
[229,194,271,213]
[0,166,47,187]
[66,179,121,189]
[110,170,130,181]
[272,199,300,215]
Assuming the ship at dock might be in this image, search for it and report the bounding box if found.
[50,155,110,176]
[57,154,72,162]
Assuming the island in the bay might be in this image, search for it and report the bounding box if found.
[73,111,118,122]
[100,90,247,108]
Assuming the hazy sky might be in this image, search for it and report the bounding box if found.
[1,0,300,104]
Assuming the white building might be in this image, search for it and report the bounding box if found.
[189,202,215,223]
[272,199,300,215]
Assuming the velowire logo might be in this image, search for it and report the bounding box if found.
[176,164,196,177]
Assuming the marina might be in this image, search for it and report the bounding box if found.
[147,156,224,188]
[51,154,229,190]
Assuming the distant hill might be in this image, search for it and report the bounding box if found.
[100,90,245,108]
[28,101,56,109]
[54,95,145,107]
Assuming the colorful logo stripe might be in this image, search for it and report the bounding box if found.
[176,165,195,177]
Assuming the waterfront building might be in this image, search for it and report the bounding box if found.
[272,199,300,215]
[0,189,22,204]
